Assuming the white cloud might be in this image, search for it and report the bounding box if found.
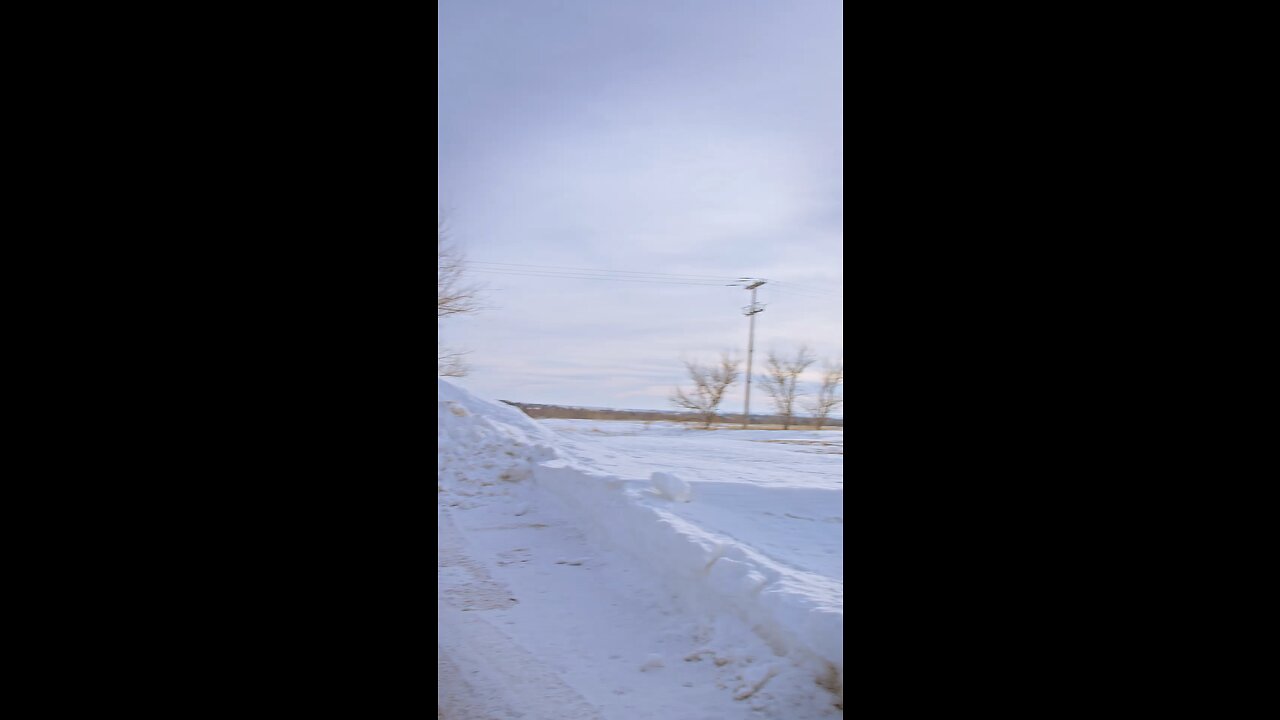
[440,0,842,411]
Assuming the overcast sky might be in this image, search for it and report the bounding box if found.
[439,0,842,414]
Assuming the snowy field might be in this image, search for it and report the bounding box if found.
[438,380,843,719]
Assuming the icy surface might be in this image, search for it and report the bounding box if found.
[438,380,843,719]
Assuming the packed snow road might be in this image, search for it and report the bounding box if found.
[437,380,843,719]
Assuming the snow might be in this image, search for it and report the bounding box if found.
[438,379,843,719]
[650,471,693,502]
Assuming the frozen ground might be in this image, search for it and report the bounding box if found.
[438,380,843,719]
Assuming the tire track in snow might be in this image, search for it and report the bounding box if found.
[438,508,603,720]
[438,508,518,612]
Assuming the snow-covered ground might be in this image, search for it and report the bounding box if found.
[438,380,843,719]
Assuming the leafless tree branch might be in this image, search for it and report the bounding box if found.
[437,346,470,377]
[438,218,482,321]
[670,352,741,429]
[805,358,843,430]
[758,345,816,429]
[438,216,483,377]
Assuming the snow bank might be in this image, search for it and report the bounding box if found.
[536,461,843,696]
[437,379,562,497]
[437,379,843,699]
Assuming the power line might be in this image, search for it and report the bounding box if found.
[772,278,842,294]
[466,267,731,286]
[771,288,839,302]
[468,268,729,285]
[468,260,736,281]
[766,281,842,300]
[465,260,844,295]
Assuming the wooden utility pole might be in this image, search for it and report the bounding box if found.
[739,279,766,428]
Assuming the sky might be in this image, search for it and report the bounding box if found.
[439,0,843,414]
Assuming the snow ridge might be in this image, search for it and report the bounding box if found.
[535,461,843,700]
[438,379,843,711]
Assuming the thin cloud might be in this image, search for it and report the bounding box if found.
[440,0,842,411]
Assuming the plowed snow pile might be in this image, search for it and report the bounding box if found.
[438,379,843,719]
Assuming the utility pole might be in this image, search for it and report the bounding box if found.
[734,279,766,428]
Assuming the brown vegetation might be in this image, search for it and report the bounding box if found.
[499,401,842,427]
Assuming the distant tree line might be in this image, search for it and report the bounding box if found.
[499,400,842,427]
[669,346,843,429]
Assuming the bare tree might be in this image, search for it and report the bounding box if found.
[806,359,843,430]
[671,353,741,429]
[758,345,816,429]
[438,217,482,376]
[437,345,470,378]
[438,218,481,320]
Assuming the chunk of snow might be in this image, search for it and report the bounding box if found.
[651,471,692,502]
[639,653,664,671]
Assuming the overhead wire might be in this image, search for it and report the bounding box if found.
[468,260,737,282]
[466,267,732,286]
[462,260,844,295]
[775,278,842,294]
[765,281,843,301]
